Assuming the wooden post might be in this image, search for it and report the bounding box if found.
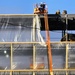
[66,44,68,75]
[10,43,13,75]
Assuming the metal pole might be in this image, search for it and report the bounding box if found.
[66,44,68,68]
[33,15,36,75]
[33,45,36,75]
[65,14,68,41]
[44,13,53,75]
[10,43,13,75]
[65,14,68,75]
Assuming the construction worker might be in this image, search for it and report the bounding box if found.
[34,4,40,14]
[55,10,60,15]
[39,2,48,13]
[62,10,67,15]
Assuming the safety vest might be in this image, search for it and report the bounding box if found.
[34,8,40,14]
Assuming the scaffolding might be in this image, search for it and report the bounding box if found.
[0,14,75,75]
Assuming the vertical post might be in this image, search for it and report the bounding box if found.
[33,45,36,75]
[32,16,36,42]
[66,44,68,75]
[65,14,68,75]
[65,14,68,41]
[10,71,12,75]
[32,15,36,75]
[10,43,13,75]
[44,13,53,75]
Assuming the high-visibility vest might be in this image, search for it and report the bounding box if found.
[34,8,40,13]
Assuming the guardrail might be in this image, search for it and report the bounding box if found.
[0,42,74,75]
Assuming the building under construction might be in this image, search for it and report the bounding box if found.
[0,4,75,75]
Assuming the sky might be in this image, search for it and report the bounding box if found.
[0,0,75,14]
[0,0,75,41]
